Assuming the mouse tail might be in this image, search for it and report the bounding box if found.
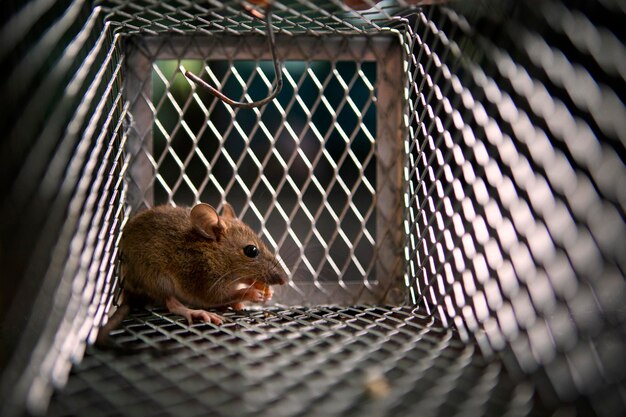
[94,301,165,356]
[95,303,131,349]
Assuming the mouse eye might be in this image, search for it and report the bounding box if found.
[243,245,259,258]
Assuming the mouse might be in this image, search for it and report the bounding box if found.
[96,202,287,348]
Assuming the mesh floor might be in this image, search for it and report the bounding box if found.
[47,306,590,417]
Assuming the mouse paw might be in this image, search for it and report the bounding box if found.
[227,287,268,305]
[252,282,273,300]
[247,288,265,303]
[166,296,223,325]
[187,309,223,325]
[230,302,246,311]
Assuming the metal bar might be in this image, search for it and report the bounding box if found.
[374,37,406,304]
[125,37,155,212]
[136,34,396,61]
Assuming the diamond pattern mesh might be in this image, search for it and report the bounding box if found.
[48,306,588,417]
[0,5,130,415]
[98,0,415,36]
[0,1,623,417]
[151,58,377,285]
[122,34,405,305]
[401,5,625,411]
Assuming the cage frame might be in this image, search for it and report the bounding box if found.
[124,33,408,305]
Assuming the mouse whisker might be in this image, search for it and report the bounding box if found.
[203,269,244,299]
[204,268,263,301]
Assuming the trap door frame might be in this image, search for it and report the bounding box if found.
[124,34,408,305]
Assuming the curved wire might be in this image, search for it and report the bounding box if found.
[184,4,283,109]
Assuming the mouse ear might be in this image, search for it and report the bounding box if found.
[221,202,237,220]
[190,203,224,241]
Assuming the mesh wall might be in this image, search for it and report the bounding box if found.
[121,33,405,305]
[0,1,624,417]
[0,1,129,414]
[401,5,625,410]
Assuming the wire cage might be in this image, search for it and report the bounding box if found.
[0,0,624,416]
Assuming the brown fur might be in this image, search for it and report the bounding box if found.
[120,203,287,309]
[96,202,287,350]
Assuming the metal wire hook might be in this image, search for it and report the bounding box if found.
[184,2,283,109]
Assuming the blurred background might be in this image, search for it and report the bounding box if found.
[150,59,378,283]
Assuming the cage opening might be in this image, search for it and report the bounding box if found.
[125,40,404,304]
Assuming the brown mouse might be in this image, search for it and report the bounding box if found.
[96,202,287,346]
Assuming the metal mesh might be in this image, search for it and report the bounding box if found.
[122,34,405,305]
[98,0,415,36]
[401,4,625,412]
[47,306,583,417]
[0,1,624,417]
[0,2,129,415]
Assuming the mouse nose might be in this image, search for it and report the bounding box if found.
[269,271,287,285]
